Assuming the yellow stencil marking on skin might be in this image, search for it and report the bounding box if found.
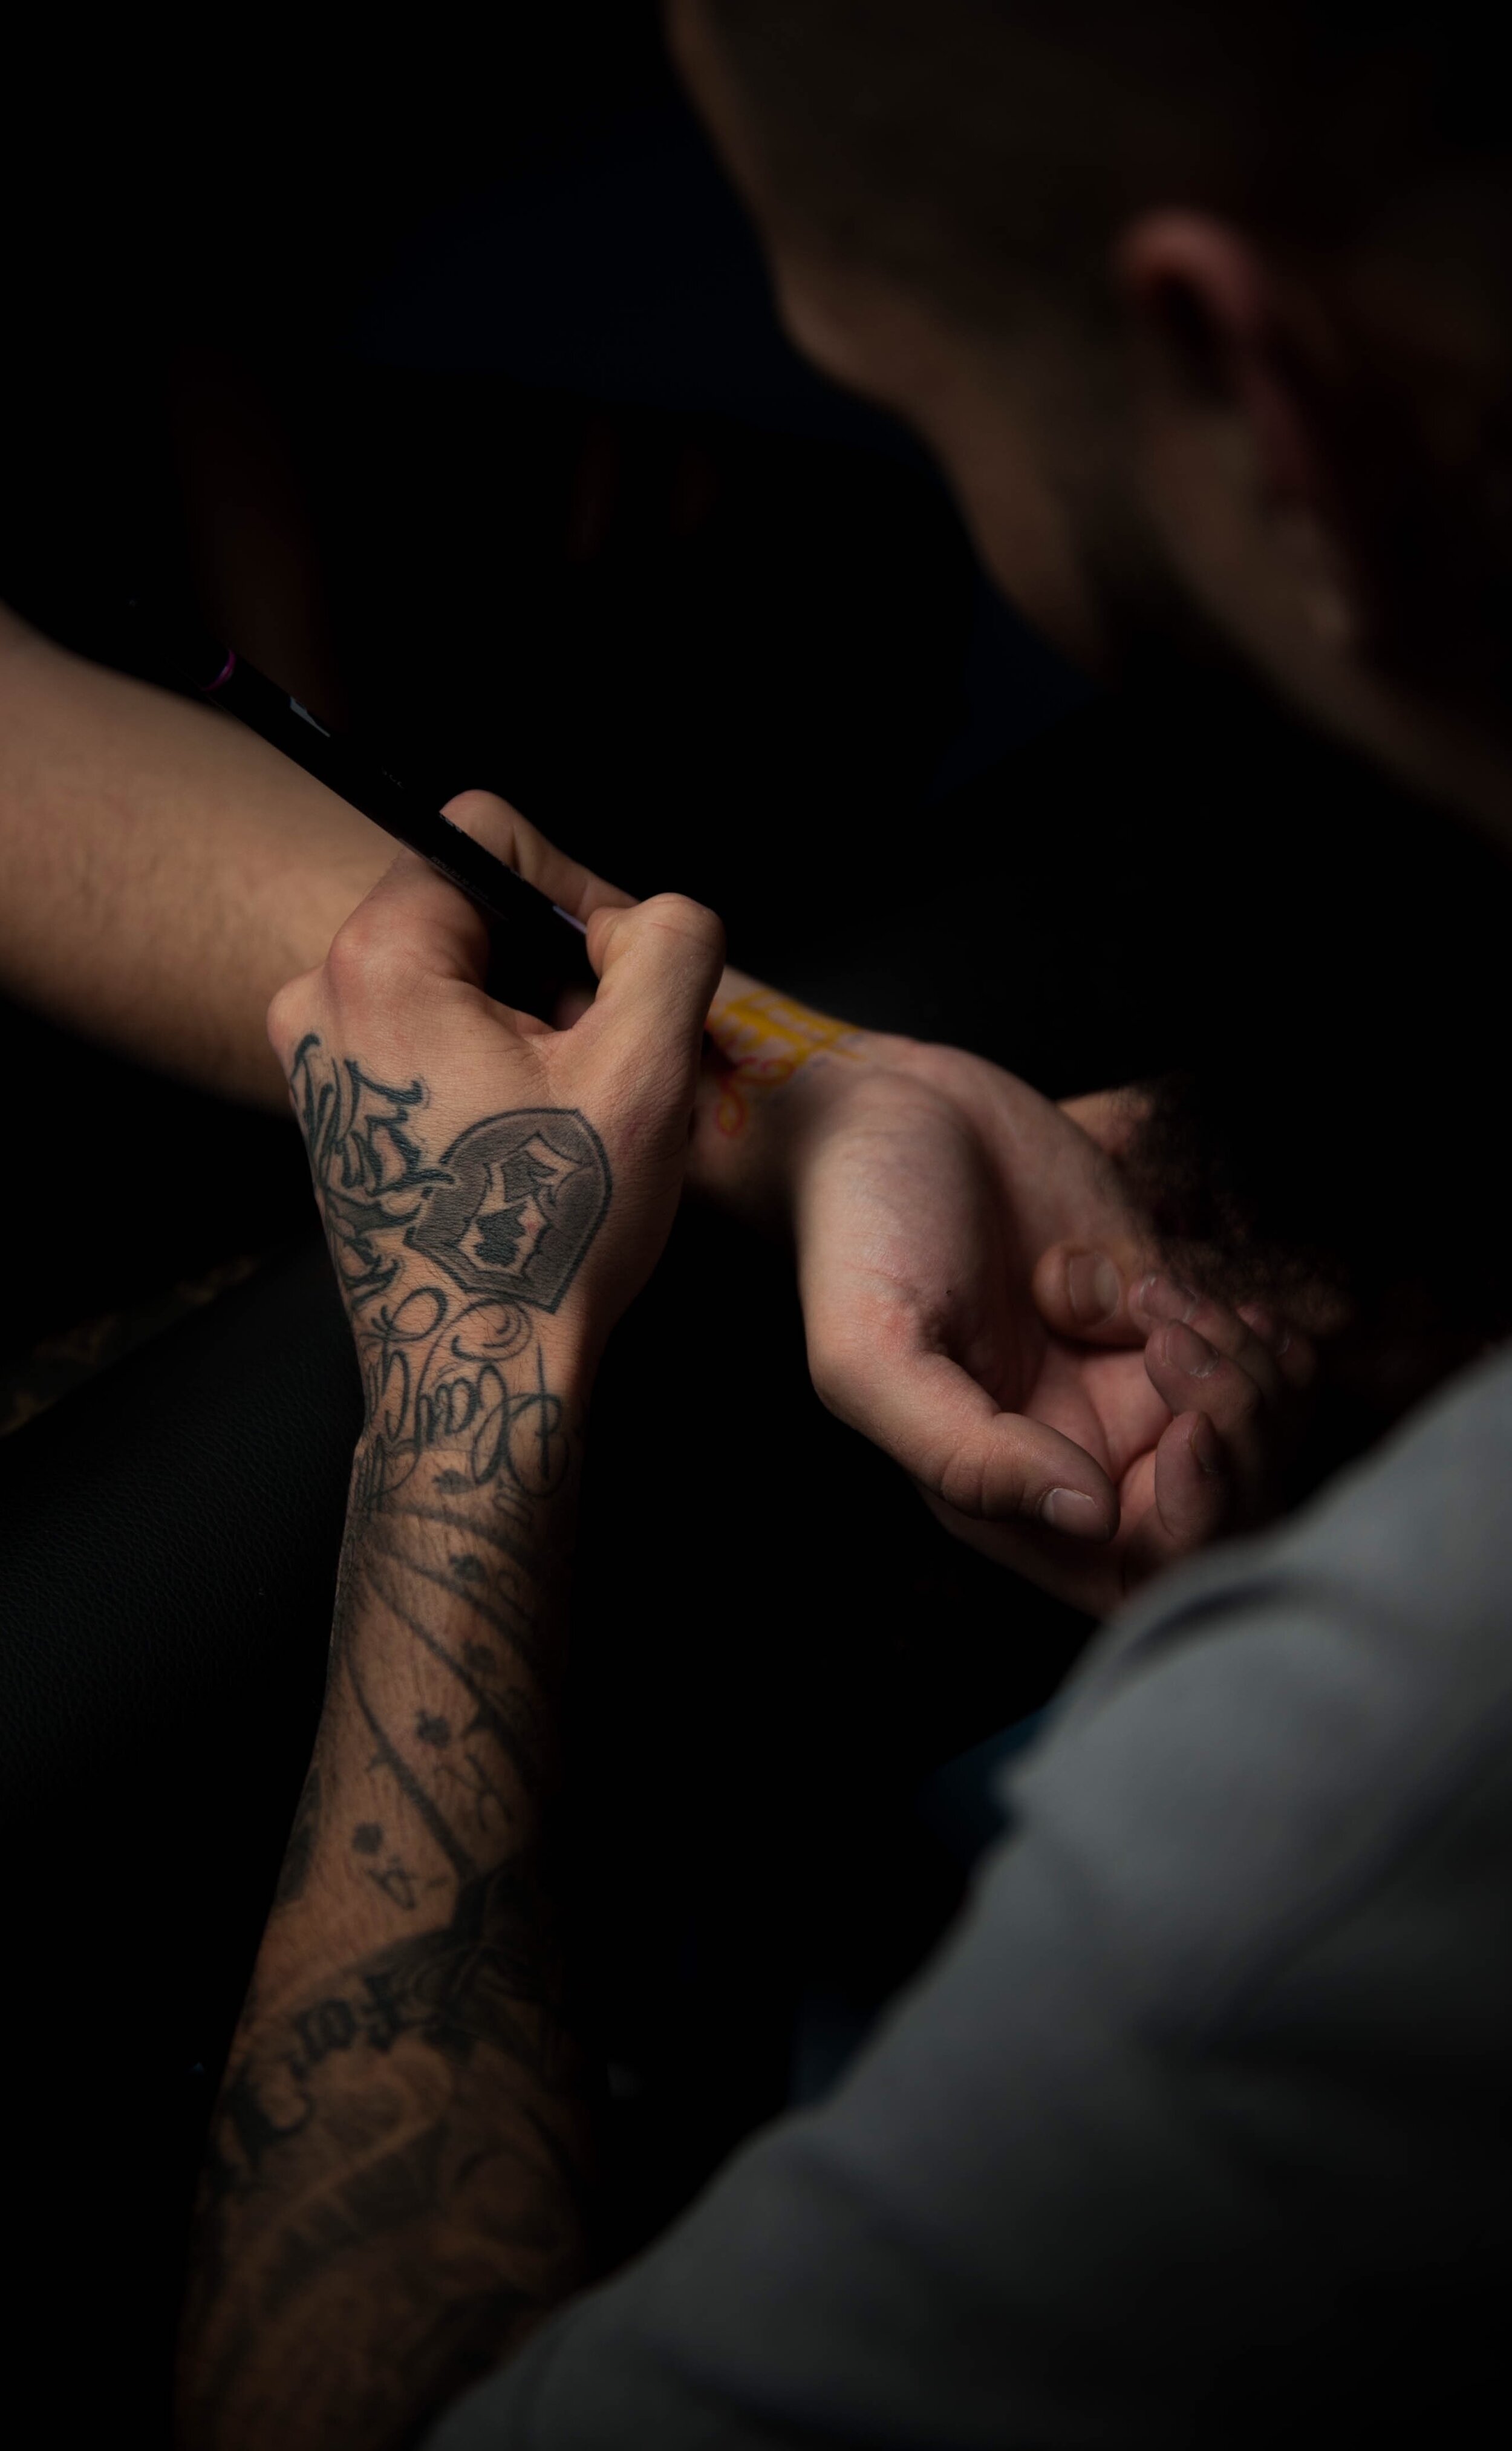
[706,991,863,1136]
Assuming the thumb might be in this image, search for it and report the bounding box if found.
[811,1328,1119,1540]
[582,893,726,1077]
[1032,1240,1153,1348]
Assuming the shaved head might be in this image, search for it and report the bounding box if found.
[676,1,1512,794]
[694,4,1512,308]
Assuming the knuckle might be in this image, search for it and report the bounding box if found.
[644,891,725,953]
[266,976,305,1051]
[324,910,393,1000]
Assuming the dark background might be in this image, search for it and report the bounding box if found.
[5,6,1512,2430]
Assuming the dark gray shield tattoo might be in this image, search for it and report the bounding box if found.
[406,1109,611,1311]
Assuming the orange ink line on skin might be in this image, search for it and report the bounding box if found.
[706,991,864,1137]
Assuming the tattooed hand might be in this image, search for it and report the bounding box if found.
[178,835,721,2451]
[269,835,723,1379]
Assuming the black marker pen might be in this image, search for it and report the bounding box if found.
[128,599,596,1013]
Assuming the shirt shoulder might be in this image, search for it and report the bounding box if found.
[426,1351,1512,2449]
[1004,1342,1512,2036]
[1082,1336,1512,1702]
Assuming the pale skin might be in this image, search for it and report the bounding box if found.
[0,603,389,1108]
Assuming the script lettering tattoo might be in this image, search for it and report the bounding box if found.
[285,1034,610,1522]
[181,1037,610,2449]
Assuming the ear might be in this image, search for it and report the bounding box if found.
[1112,211,1363,652]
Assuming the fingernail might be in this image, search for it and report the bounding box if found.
[1066,1252,1121,1325]
[1190,1412,1225,1476]
[1134,1273,1198,1325]
[1040,1487,1107,1538]
[1165,1320,1218,1379]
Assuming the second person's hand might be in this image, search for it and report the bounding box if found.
[774,1041,1315,1617]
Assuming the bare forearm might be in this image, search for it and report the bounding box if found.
[0,597,852,1209]
[0,605,390,1107]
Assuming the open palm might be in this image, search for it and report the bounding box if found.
[793,1037,1309,1616]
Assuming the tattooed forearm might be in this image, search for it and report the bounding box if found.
[179,1038,611,2451]
[185,1855,587,2450]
